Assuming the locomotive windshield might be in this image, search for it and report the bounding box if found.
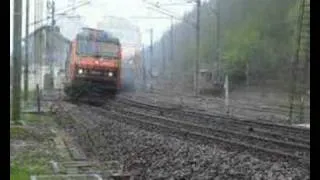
[77,40,120,58]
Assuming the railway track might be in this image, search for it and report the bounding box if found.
[60,97,308,167]
[109,99,310,148]
[140,89,310,113]
[127,90,310,123]
[116,95,310,141]
[54,101,309,179]
[53,102,137,179]
[82,103,308,168]
[47,90,309,146]
[54,94,310,166]
[113,104,309,155]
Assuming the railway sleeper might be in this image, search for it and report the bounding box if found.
[92,107,309,168]
[115,97,310,143]
[112,100,310,146]
[113,108,310,158]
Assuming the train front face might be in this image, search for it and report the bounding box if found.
[71,33,122,93]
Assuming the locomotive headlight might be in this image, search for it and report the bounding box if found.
[78,69,83,74]
[108,72,113,77]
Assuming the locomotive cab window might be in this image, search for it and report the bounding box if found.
[77,40,120,59]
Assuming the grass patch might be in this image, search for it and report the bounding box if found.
[20,90,38,102]
[10,126,34,140]
[11,107,54,126]
[10,125,56,143]
[23,113,53,124]
[11,154,53,180]
[11,140,66,179]
[10,108,68,179]
[11,113,56,142]
[10,165,30,180]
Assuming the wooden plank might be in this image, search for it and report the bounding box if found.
[30,174,103,180]
[66,167,79,174]
[62,136,87,161]
[62,161,97,168]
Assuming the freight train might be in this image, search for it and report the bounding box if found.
[63,27,122,100]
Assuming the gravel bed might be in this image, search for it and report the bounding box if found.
[112,98,310,142]
[114,107,310,159]
[122,90,310,124]
[57,103,309,180]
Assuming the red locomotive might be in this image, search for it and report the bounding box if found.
[64,27,122,100]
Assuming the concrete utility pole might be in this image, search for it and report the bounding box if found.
[24,0,30,101]
[45,0,56,90]
[142,45,146,88]
[216,0,221,81]
[142,1,195,87]
[195,0,200,96]
[150,28,153,76]
[51,1,56,27]
[224,74,229,114]
[162,37,166,74]
[289,0,310,123]
[170,17,174,81]
[12,0,22,123]
[50,0,55,81]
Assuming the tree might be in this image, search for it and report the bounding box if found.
[149,0,299,90]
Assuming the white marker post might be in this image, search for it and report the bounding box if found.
[224,75,229,115]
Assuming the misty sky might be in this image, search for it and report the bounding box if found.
[10,0,198,54]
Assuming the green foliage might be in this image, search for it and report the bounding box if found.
[11,152,53,180]
[154,0,301,87]
[10,126,30,140]
[10,165,30,180]
[223,23,260,62]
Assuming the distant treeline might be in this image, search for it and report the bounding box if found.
[143,0,305,88]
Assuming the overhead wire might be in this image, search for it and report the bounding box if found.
[29,0,90,27]
[144,0,196,28]
[29,0,89,92]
